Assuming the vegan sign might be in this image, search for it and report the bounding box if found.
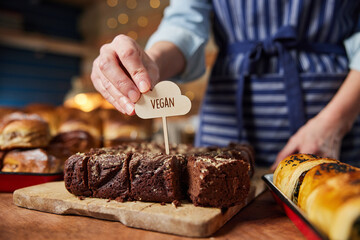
[135,81,192,154]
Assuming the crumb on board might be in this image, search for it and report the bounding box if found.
[172,200,181,208]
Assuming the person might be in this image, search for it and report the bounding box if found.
[91,0,360,169]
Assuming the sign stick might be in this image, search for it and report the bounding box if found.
[162,116,170,155]
[135,81,191,156]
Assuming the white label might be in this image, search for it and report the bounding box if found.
[135,81,191,119]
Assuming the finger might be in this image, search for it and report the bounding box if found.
[97,49,140,103]
[91,70,125,114]
[271,139,299,171]
[112,35,152,93]
[92,68,135,115]
[97,68,136,115]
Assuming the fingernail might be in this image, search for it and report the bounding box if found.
[128,90,140,102]
[139,81,149,93]
[126,103,134,115]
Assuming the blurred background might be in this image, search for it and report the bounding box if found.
[0,0,218,145]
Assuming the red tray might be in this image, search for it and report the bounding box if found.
[262,174,327,240]
[0,172,63,192]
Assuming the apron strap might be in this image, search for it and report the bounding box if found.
[225,26,346,139]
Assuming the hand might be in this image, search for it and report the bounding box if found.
[91,34,160,115]
[271,113,349,171]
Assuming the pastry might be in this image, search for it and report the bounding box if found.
[0,107,18,121]
[101,109,152,147]
[1,148,60,173]
[0,112,51,150]
[305,172,360,240]
[273,154,338,200]
[25,103,59,136]
[297,162,357,209]
[47,130,100,162]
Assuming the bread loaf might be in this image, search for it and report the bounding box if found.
[274,154,360,240]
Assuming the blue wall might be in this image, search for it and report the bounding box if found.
[0,46,80,107]
[0,0,82,40]
[0,0,83,107]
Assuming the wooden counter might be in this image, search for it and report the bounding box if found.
[0,190,304,240]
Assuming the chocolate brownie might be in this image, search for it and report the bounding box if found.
[64,152,92,196]
[129,152,183,202]
[228,143,255,177]
[87,148,131,200]
[187,153,250,208]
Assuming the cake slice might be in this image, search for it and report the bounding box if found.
[87,148,131,200]
[187,153,250,208]
[64,152,92,197]
[129,152,183,203]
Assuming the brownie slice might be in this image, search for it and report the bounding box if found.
[87,148,131,200]
[228,143,255,177]
[187,153,250,208]
[129,152,182,202]
[64,152,92,197]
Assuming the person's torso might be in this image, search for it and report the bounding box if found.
[196,0,360,166]
[211,0,360,76]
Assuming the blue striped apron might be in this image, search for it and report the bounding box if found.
[195,0,360,167]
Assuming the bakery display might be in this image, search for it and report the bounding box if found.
[1,148,61,173]
[100,108,152,147]
[0,103,158,174]
[0,112,51,150]
[48,107,102,163]
[47,130,99,164]
[64,142,254,208]
[25,103,59,136]
[274,154,360,240]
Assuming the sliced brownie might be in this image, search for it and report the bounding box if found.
[64,152,92,196]
[87,148,131,200]
[228,143,255,177]
[187,154,250,208]
[129,152,182,202]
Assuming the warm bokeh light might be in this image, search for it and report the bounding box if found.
[137,16,148,27]
[106,0,118,7]
[127,31,138,40]
[65,93,115,112]
[150,0,160,8]
[118,13,129,24]
[126,0,137,9]
[107,17,118,29]
[74,93,88,106]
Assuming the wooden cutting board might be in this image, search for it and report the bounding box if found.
[13,168,268,238]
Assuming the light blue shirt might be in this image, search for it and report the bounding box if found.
[146,0,360,82]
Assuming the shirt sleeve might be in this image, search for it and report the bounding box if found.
[344,32,360,72]
[145,0,212,83]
